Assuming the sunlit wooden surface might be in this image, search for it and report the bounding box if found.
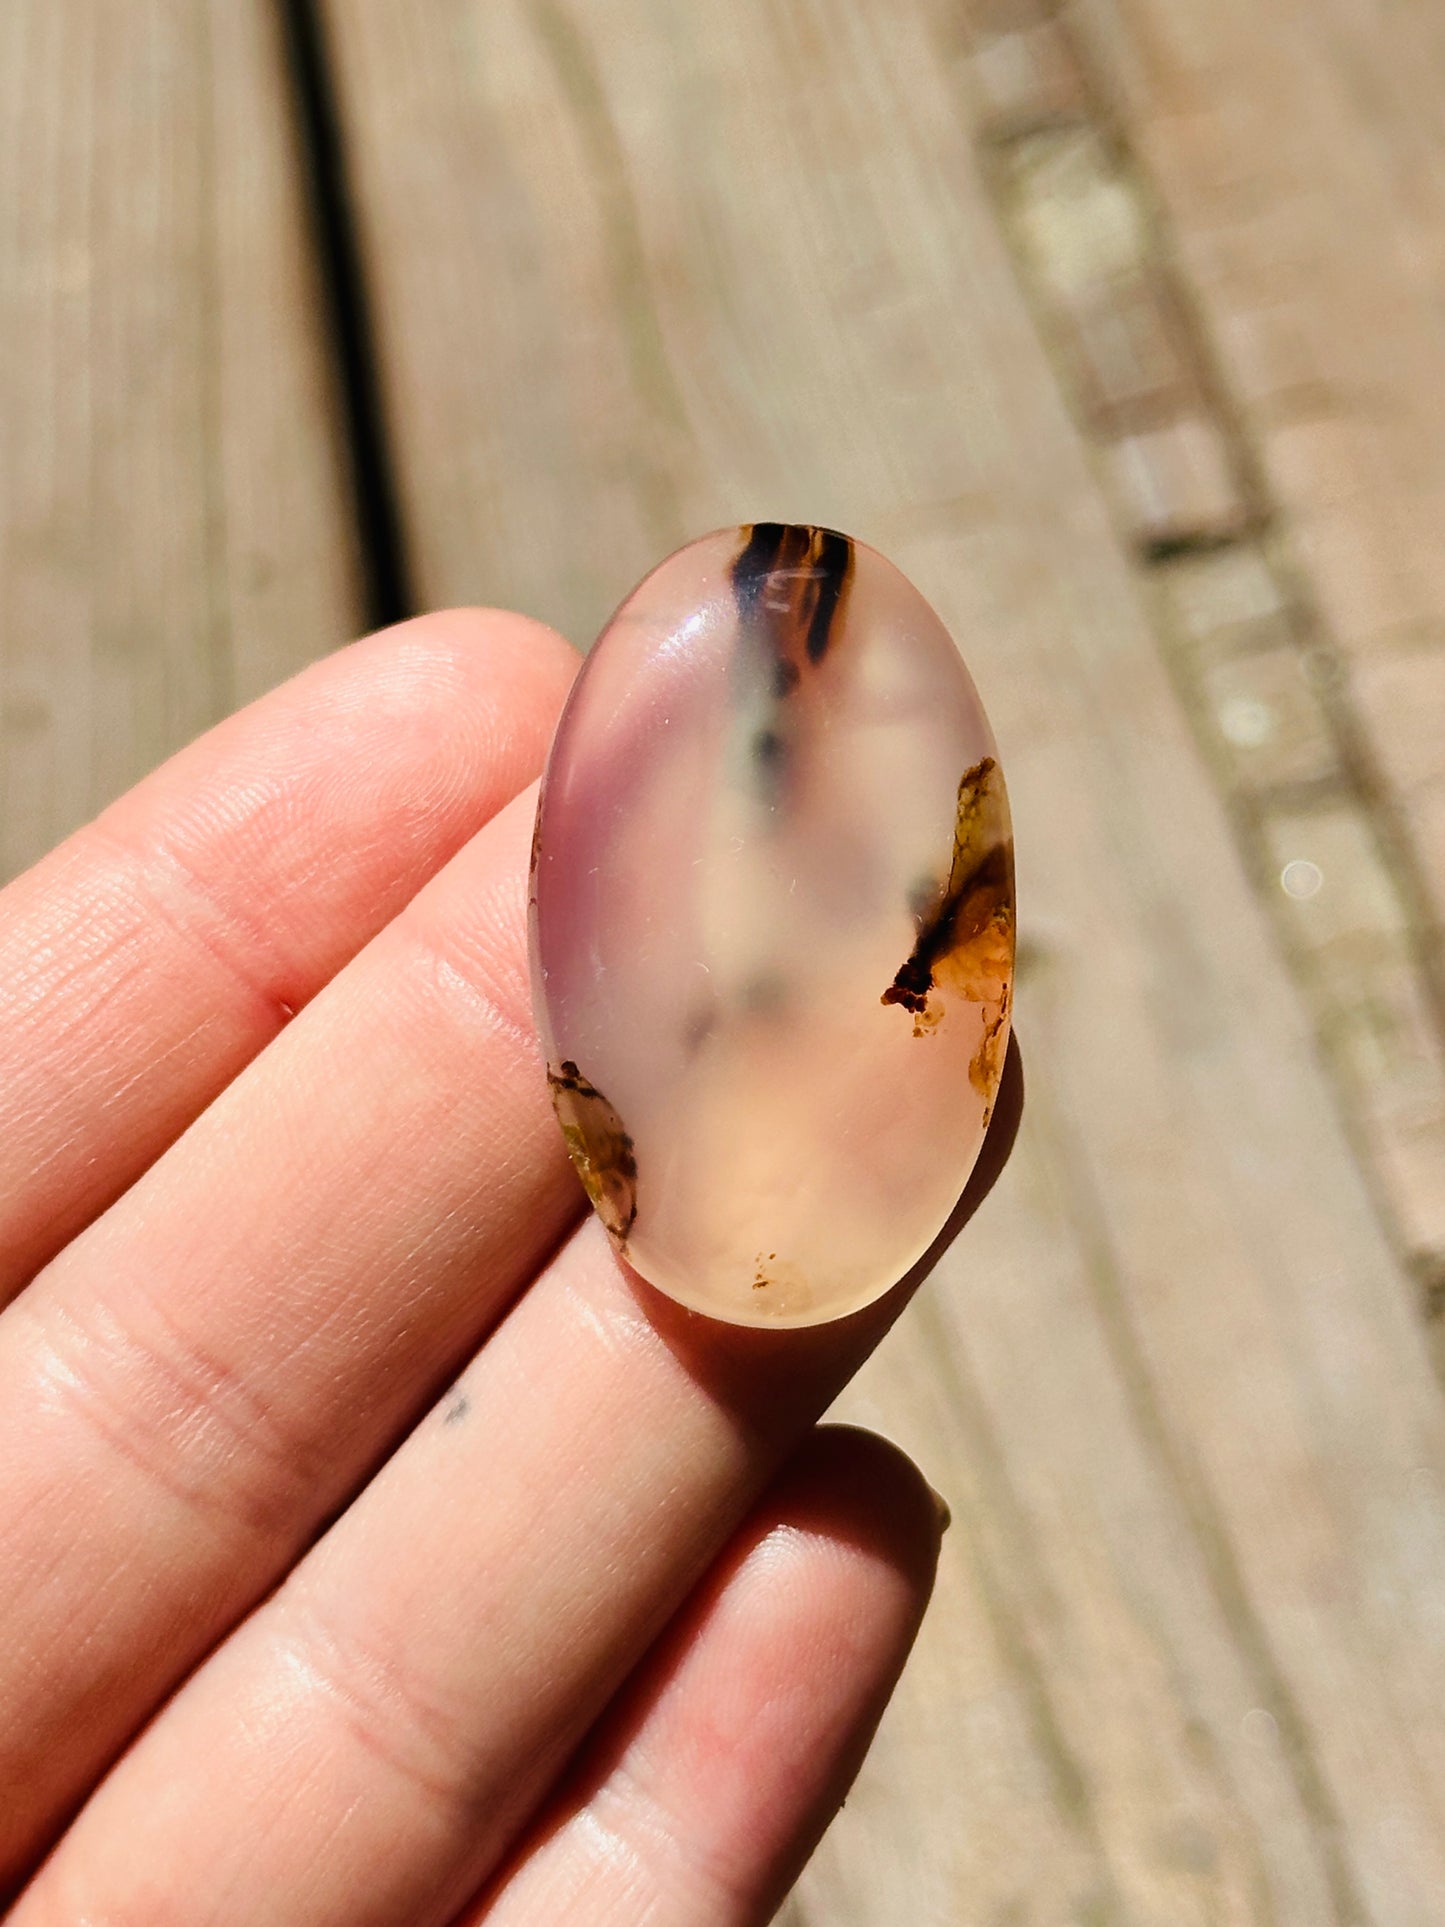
[3,2,1444,1920]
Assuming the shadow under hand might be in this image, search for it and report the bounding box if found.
[628,1031,1026,1438]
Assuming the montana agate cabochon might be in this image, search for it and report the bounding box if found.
[529,525,1014,1329]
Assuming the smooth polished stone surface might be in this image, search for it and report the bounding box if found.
[530,525,1014,1327]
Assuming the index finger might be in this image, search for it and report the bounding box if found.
[0,610,576,1300]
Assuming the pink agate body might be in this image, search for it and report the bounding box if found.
[530,525,1014,1328]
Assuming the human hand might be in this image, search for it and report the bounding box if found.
[0,612,1018,1925]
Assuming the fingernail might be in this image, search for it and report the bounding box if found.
[928,1484,952,1534]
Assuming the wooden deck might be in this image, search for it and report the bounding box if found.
[3,2,1444,1920]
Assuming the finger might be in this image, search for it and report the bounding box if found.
[16,1051,1019,1927]
[0,786,583,1887]
[0,607,575,1300]
[473,1426,943,1927]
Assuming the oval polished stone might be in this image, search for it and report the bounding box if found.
[530,524,1014,1328]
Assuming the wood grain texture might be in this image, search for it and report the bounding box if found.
[1061,0,1445,1246]
[324,1,1445,1920]
[963,1,1445,1357]
[0,0,361,881]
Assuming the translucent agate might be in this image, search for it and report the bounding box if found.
[529,525,1014,1328]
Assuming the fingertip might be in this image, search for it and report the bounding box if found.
[338,606,579,749]
[472,1423,944,1927]
[773,1424,946,1596]
[388,606,580,691]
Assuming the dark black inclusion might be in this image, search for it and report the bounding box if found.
[729,522,855,668]
[804,527,853,662]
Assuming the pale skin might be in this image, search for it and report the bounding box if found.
[0,611,1019,1926]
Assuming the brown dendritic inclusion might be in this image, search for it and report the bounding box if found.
[882,755,1015,1104]
[529,525,1015,1328]
[545,1061,638,1244]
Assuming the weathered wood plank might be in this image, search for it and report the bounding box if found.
[327,1,1445,1920]
[1048,0,1445,1287]
[960,0,1445,1338]
[0,0,361,880]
